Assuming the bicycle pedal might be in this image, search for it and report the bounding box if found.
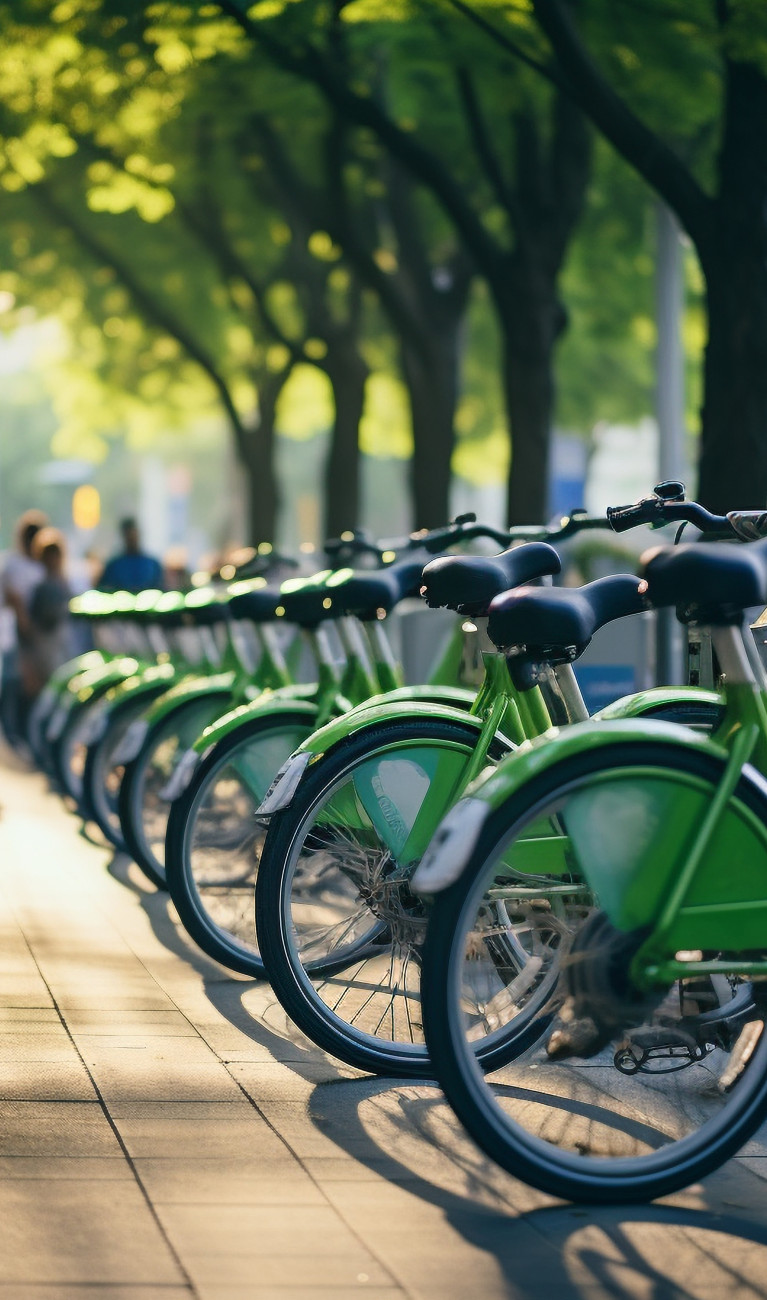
[613,1025,709,1075]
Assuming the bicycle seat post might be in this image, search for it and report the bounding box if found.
[548,661,590,724]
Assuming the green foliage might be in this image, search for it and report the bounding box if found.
[0,0,726,511]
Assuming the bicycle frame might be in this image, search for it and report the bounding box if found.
[259,601,724,872]
[413,619,767,991]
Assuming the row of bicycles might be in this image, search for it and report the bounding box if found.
[23,483,767,1203]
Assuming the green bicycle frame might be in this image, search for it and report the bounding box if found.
[261,589,729,875]
[257,627,565,858]
[414,621,767,990]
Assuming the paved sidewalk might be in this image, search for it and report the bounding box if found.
[1,754,767,1298]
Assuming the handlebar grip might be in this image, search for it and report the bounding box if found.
[606,502,658,532]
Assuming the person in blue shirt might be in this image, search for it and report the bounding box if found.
[99,518,163,593]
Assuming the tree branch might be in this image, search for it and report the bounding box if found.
[320,119,427,350]
[546,86,592,270]
[440,0,562,88]
[530,0,714,255]
[29,180,252,454]
[455,67,518,222]
[62,125,301,365]
[214,0,505,278]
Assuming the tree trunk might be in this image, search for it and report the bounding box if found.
[696,60,767,512]
[323,351,369,538]
[237,369,291,546]
[400,327,463,530]
[494,98,589,527]
[697,268,767,511]
[502,336,554,525]
[240,420,277,547]
[495,262,565,526]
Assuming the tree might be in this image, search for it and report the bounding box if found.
[215,0,593,523]
[0,3,481,534]
[453,0,767,510]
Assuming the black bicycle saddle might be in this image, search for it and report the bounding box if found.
[642,539,767,623]
[331,557,427,621]
[488,574,645,652]
[421,542,561,617]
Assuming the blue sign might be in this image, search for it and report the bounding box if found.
[575,664,636,714]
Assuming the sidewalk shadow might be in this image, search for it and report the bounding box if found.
[302,1073,767,1299]
[105,846,356,1088]
[103,845,767,1298]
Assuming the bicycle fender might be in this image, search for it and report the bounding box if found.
[257,701,491,817]
[192,686,318,754]
[77,664,177,749]
[141,671,237,725]
[412,719,728,895]
[162,693,320,805]
[48,649,107,692]
[45,658,143,739]
[339,685,475,712]
[102,661,178,706]
[598,686,722,719]
[72,657,142,703]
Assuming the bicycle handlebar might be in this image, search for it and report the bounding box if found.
[303,500,662,573]
[378,510,614,557]
[326,486,764,565]
[607,483,736,536]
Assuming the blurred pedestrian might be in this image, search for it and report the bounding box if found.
[0,509,48,745]
[162,545,190,591]
[99,517,163,593]
[19,527,73,703]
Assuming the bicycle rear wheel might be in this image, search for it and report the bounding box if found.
[256,718,513,1076]
[83,693,169,851]
[421,740,767,1203]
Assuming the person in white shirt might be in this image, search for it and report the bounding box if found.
[1,510,48,746]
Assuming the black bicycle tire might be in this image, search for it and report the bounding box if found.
[119,692,233,890]
[51,690,114,811]
[420,737,767,1204]
[256,716,513,1077]
[165,709,317,976]
[82,691,169,852]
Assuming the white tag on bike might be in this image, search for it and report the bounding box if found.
[257,750,312,817]
[159,748,200,802]
[411,797,490,894]
[46,701,72,742]
[111,718,149,766]
[77,702,109,747]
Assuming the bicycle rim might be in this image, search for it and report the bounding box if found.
[172,717,314,971]
[259,720,512,1075]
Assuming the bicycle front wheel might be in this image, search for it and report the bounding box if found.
[119,693,233,889]
[256,717,514,1077]
[421,740,767,1203]
[83,695,169,851]
[164,711,316,976]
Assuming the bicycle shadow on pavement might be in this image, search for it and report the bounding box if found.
[105,844,369,1089]
[102,845,767,1296]
[302,1073,767,1300]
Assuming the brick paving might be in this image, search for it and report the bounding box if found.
[0,748,767,1298]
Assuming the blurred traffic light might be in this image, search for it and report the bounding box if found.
[72,484,100,530]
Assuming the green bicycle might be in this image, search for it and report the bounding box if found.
[162,514,533,970]
[118,528,458,890]
[253,490,725,1077]
[417,511,767,1203]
